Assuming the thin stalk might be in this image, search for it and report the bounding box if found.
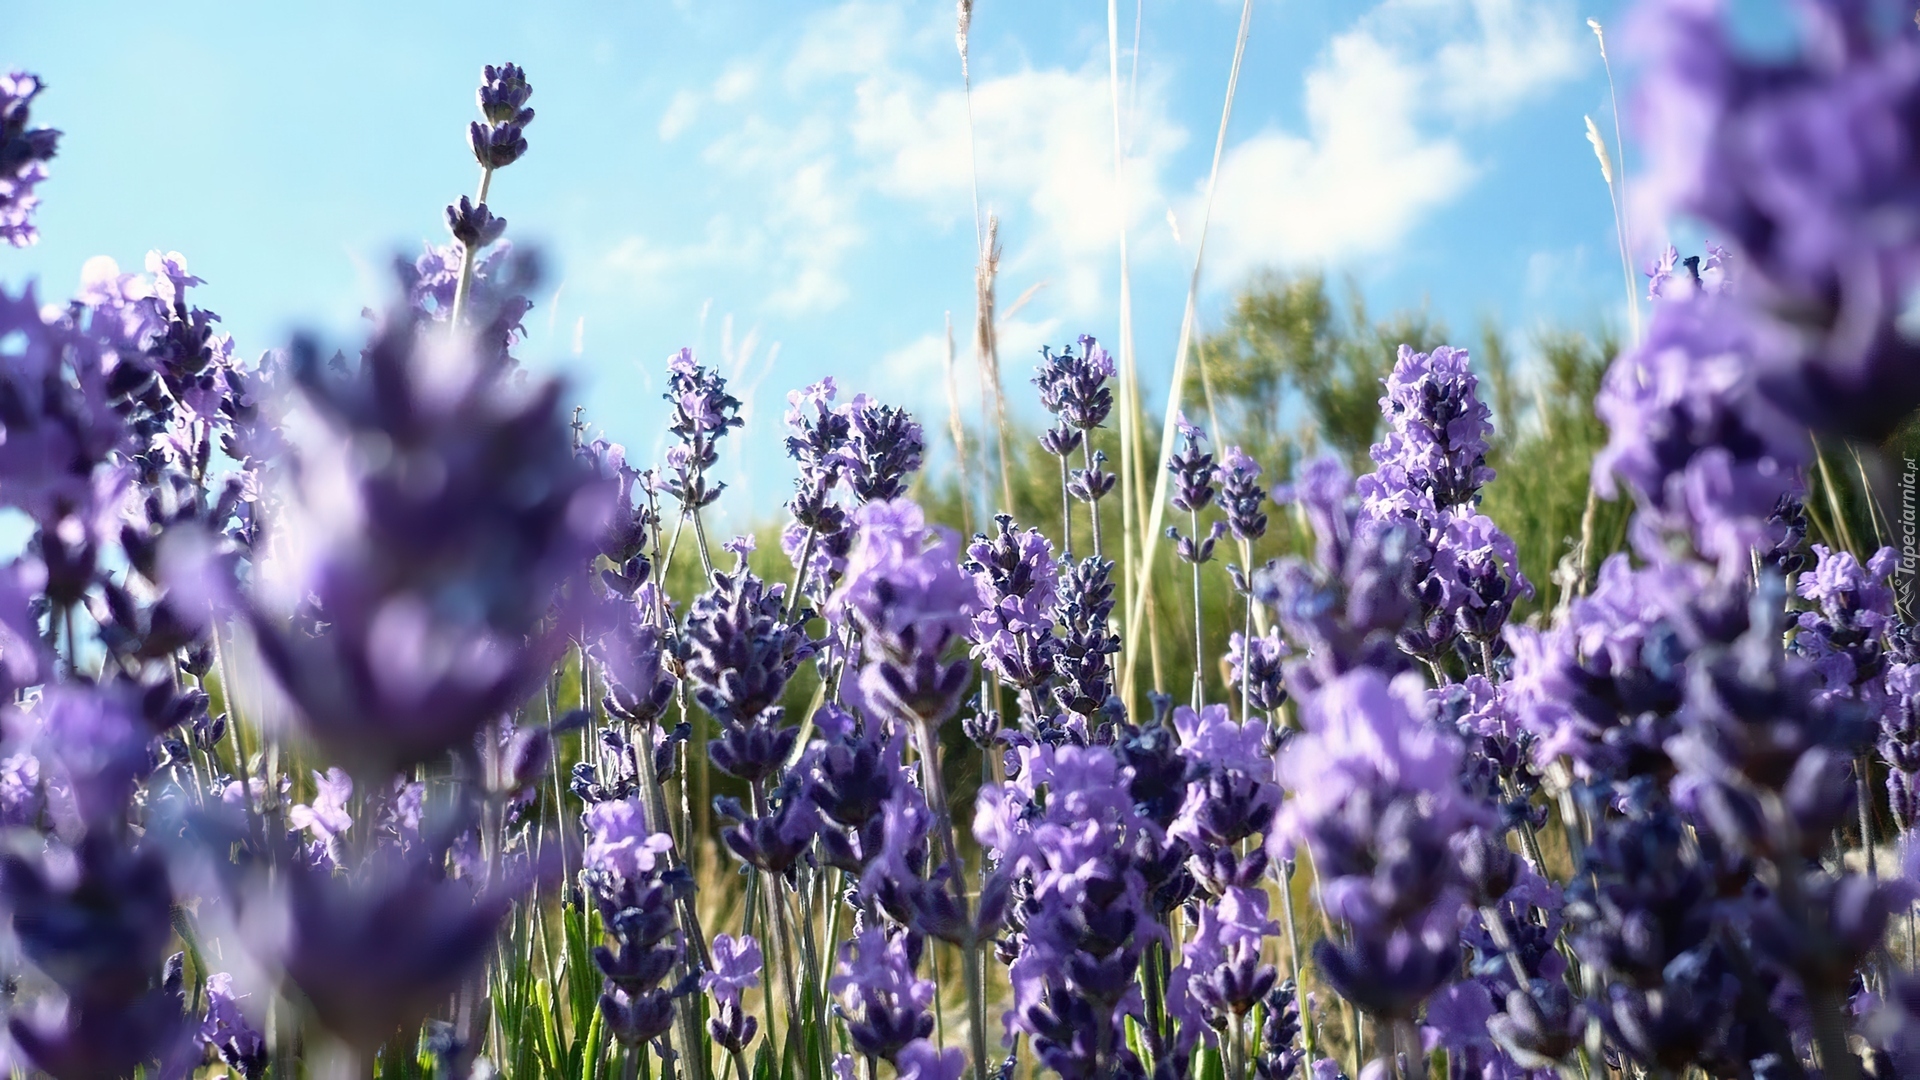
[689,505,718,580]
[1384,1018,1402,1080]
[1399,1019,1426,1080]
[1083,438,1105,559]
[784,524,817,621]
[942,312,976,538]
[1238,537,1255,724]
[1059,453,1075,554]
[1587,20,1640,345]
[912,717,991,1080]
[1107,0,1144,712]
[447,165,496,332]
[768,874,804,1074]
[1226,1011,1245,1080]
[1121,0,1254,697]
[1277,860,1313,1062]
[1858,754,1878,881]
[1190,509,1205,710]
[743,864,778,1073]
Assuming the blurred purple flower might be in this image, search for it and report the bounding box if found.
[0,72,60,247]
[582,798,673,883]
[251,300,610,774]
[1631,0,1920,440]
[199,972,267,1079]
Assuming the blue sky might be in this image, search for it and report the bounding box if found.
[8,0,1649,527]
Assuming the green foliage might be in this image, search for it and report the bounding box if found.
[1190,271,1449,471]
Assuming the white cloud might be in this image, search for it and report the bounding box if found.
[622,0,1586,337]
[788,2,911,87]
[659,89,700,141]
[1201,31,1474,275]
[713,60,761,103]
[1197,0,1585,282]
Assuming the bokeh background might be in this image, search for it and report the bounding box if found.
[6,0,1688,529]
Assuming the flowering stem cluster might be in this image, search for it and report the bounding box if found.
[12,7,1920,1079]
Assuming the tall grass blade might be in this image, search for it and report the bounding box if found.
[1121,0,1255,696]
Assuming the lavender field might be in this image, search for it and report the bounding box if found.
[5,1,1920,1078]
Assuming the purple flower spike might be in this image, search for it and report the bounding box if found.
[0,72,60,247]
[1176,885,1280,1029]
[1216,446,1269,541]
[685,552,811,732]
[1592,288,1807,571]
[444,195,506,251]
[1226,628,1289,715]
[841,394,924,504]
[1168,414,1217,514]
[254,847,539,1055]
[662,347,743,511]
[703,933,763,1054]
[1369,344,1493,511]
[199,972,267,1079]
[1632,0,1920,440]
[830,927,936,1063]
[253,299,610,774]
[469,63,534,170]
[583,799,673,882]
[1034,335,1116,456]
[895,1039,968,1080]
[2,832,186,1078]
[966,515,1061,697]
[830,500,976,724]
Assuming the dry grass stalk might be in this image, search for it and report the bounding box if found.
[942,311,975,537]
[1121,0,1255,698]
[974,216,1015,515]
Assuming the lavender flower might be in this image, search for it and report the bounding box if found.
[1169,704,1278,894]
[246,836,540,1055]
[1370,344,1493,510]
[829,500,976,728]
[0,72,59,247]
[1256,457,1423,694]
[842,394,924,504]
[1592,289,1807,570]
[445,195,506,251]
[199,973,267,1079]
[579,811,692,1050]
[702,933,762,1055]
[1631,0,1920,440]
[1275,670,1485,1024]
[0,283,135,538]
[1050,555,1122,722]
[469,63,534,170]
[1172,885,1280,1028]
[1168,414,1216,514]
[1794,544,1897,716]
[662,348,743,511]
[1226,628,1288,715]
[966,515,1060,699]
[1034,336,1115,435]
[252,296,610,774]
[830,927,936,1063]
[2,833,185,1078]
[976,743,1159,1077]
[685,549,812,779]
[1215,446,1269,541]
[1254,980,1304,1080]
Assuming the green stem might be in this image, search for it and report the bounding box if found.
[913,717,991,1080]
[1083,438,1104,559]
[447,165,496,332]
